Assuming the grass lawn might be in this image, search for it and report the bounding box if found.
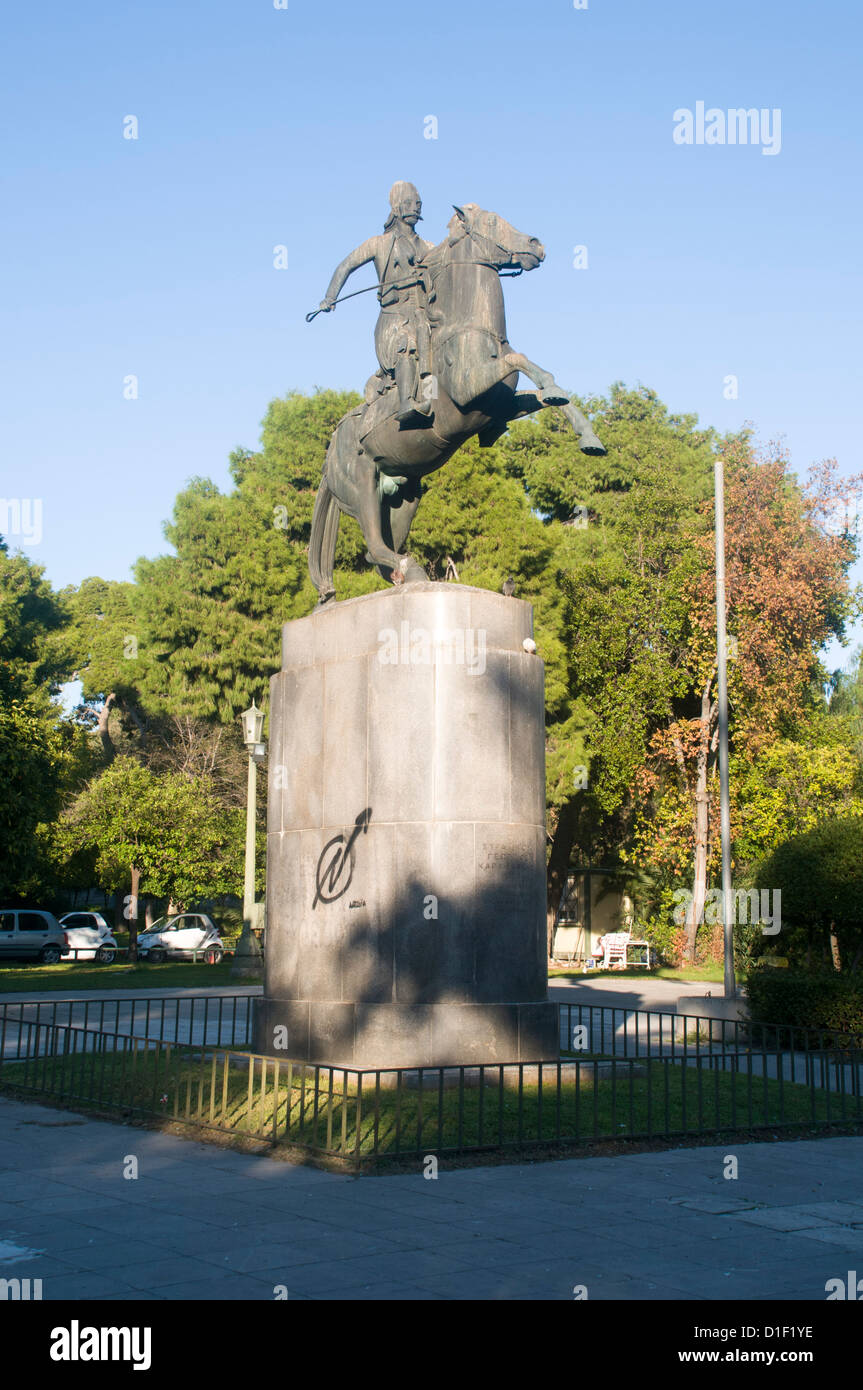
[1,1043,847,1161]
[549,963,725,983]
[0,960,259,994]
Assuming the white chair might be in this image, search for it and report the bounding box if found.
[602,932,631,969]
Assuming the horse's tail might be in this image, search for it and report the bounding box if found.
[308,471,339,603]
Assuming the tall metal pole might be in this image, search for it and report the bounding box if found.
[234,703,264,980]
[243,751,257,928]
[714,452,736,998]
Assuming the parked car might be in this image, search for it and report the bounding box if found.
[136,913,224,964]
[0,909,68,964]
[58,911,119,964]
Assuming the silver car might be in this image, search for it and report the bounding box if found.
[0,909,68,964]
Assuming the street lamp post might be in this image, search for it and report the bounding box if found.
[714,455,736,1000]
[234,701,266,978]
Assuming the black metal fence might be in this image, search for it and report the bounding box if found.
[1,1007,861,1163]
[4,993,859,1068]
[0,993,255,1058]
[557,1001,863,1060]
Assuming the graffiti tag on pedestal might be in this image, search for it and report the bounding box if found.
[312,807,372,908]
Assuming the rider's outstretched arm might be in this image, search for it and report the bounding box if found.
[322,238,381,308]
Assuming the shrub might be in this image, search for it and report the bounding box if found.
[639,911,682,966]
[756,816,863,971]
[745,968,863,1042]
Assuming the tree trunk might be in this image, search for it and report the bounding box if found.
[97,693,117,761]
[96,691,147,762]
[829,922,841,972]
[546,800,581,960]
[122,700,148,750]
[128,866,141,962]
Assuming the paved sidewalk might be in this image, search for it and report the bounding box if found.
[1,1095,861,1300]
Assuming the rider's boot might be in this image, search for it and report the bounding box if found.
[395,360,434,424]
[396,399,433,424]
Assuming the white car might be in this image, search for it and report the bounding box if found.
[136,913,223,964]
[58,911,119,964]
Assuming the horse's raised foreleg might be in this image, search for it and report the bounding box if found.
[503,355,607,456]
[504,352,570,407]
[557,400,607,456]
[491,386,605,455]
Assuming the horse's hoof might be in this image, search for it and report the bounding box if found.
[403,560,429,584]
[540,388,570,407]
[390,555,413,587]
[580,434,608,457]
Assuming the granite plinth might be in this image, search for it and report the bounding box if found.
[256,583,557,1068]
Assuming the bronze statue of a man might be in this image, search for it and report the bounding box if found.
[318,181,435,424]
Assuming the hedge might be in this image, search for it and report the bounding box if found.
[746,968,863,1042]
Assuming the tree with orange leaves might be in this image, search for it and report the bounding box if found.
[633,441,861,961]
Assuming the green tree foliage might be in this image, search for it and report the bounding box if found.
[58,757,245,912]
[829,647,863,766]
[0,700,67,899]
[0,543,85,898]
[0,543,71,706]
[756,817,863,972]
[733,738,863,866]
[61,576,139,707]
[558,394,714,815]
[536,388,716,945]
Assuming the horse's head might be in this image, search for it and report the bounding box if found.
[448,203,545,272]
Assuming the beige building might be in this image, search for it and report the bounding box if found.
[552,866,634,966]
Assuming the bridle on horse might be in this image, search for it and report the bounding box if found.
[424,219,525,291]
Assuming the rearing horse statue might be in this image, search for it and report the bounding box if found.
[308,203,606,604]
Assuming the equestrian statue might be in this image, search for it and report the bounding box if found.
[307,181,606,604]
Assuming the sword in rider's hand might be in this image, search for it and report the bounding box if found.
[305,277,424,322]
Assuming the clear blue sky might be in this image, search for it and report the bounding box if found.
[2,0,861,666]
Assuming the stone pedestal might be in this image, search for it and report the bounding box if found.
[230,923,263,980]
[255,583,558,1069]
[677,994,749,1024]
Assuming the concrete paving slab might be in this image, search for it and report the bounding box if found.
[323,1281,445,1300]
[54,1239,170,1271]
[267,1248,476,1295]
[730,1208,829,1231]
[796,1226,863,1249]
[2,1094,862,1301]
[138,1275,276,1301]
